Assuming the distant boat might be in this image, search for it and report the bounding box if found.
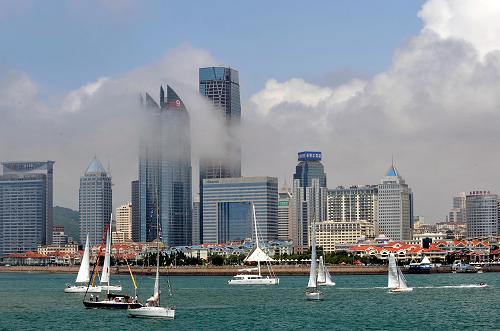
[128,195,175,319]
[317,256,335,286]
[408,256,432,274]
[305,220,324,301]
[64,233,101,293]
[452,260,478,273]
[228,204,279,285]
[388,253,413,293]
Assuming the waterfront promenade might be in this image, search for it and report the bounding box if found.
[1,264,499,275]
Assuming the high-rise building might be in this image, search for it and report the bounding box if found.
[466,191,498,239]
[278,184,292,241]
[115,202,132,242]
[202,177,278,244]
[198,67,241,243]
[327,185,378,224]
[448,192,466,223]
[290,152,327,252]
[377,163,413,241]
[0,161,55,256]
[131,180,140,242]
[192,197,200,245]
[139,85,192,246]
[79,157,112,247]
[315,220,374,253]
[52,226,69,245]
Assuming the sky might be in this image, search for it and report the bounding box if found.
[1,0,500,223]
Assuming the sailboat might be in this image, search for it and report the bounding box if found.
[64,233,101,293]
[388,253,413,293]
[128,199,175,319]
[228,204,279,285]
[99,216,122,292]
[317,256,335,286]
[305,220,324,300]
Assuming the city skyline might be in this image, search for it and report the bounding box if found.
[1,1,500,223]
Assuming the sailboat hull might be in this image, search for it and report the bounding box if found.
[64,285,101,293]
[128,306,175,319]
[390,287,413,293]
[99,285,122,291]
[305,290,324,301]
[318,280,336,286]
[228,275,279,285]
[83,300,143,309]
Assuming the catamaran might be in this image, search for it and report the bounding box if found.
[388,253,413,293]
[228,204,279,285]
[305,220,324,300]
[128,200,175,319]
[64,233,101,293]
[317,256,335,286]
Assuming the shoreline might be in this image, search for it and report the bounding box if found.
[1,265,499,276]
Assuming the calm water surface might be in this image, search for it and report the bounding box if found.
[0,272,498,330]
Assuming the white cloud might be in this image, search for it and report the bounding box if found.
[419,0,500,58]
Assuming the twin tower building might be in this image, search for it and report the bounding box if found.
[138,67,241,246]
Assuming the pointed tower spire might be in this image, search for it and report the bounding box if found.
[159,85,165,108]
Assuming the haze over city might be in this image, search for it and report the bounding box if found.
[1,0,500,223]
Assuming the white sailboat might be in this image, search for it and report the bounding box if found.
[317,256,335,286]
[228,204,279,285]
[128,201,175,319]
[99,217,122,292]
[64,233,101,293]
[305,221,324,300]
[388,253,413,293]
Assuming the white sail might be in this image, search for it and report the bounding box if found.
[323,265,335,285]
[397,268,408,289]
[75,233,90,283]
[100,226,111,285]
[317,256,326,283]
[388,253,398,288]
[244,246,275,262]
[307,222,318,289]
[420,256,431,264]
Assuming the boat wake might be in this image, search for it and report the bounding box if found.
[416,284,488,289]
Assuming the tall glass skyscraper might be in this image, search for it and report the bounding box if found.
[131,180,140,242]
[290,152,327,252]
[139,85,192,246]
[0,161,54,257]
[198,67,241,243]
[79,157,112,246]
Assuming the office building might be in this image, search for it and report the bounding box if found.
[131,180,140,242]
[202,177,278,244]
[315,221,374,253]
[79,157,112,247]
[327,185,378,224]
[52,226,69,245]
[377,163,413,241]
[466,191,498,238]
[115,202,132,242]
[278,184,292,241]
[0,161,55,256]
[290,152,327,252]
[192,197,200,245]
[448,192,466,223]
[139,85,192,246]
[199,67,241,243]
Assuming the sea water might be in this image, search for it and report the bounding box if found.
[0,272,498,330]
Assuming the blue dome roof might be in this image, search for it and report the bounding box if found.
[85,157,106,174]
[386,165,398,177]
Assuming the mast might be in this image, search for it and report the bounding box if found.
[252,204,261,277]
[155,189,161,306]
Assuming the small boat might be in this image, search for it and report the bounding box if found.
[408,256,432,274]
[317,256,335,286]
[128,200,175,319]
[478,283,488,288]
[452,260,478,273]
[228,204,279,285]
[305,219,324,301]
[84,293,142,309]
[64,233,101,293]
[388,253,413,292]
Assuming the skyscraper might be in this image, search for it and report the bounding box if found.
[115,202,132,242]
[290,152,327,252]
[466,191,498,239]
[278,184,292,241]
[0,161,55,256]
[448,192,466,223]
[192,197,200,245]
[202,177,278,244]
[79,157,112,247]
[199,67,241,243]
[131,180,140,242]
[139,85,192,246]
[377,163,413,241]
[327,185,378,224]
